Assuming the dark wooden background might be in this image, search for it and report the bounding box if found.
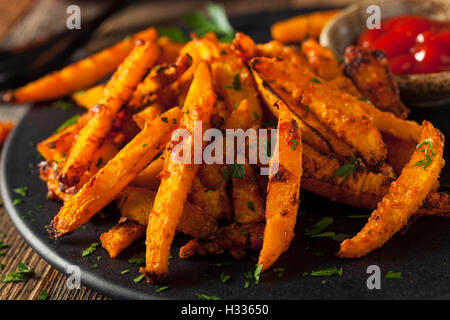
[0,0,355,300]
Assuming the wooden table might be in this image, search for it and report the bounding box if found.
[0,0,354,300]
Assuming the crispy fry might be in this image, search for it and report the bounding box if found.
[2,28,157,103]
[253,71,355,158]
[157,36,185,64]
[141,61,216,282]
[71,84,105,109]
[258,107,303,272]
[131,147,167,190]
[132,104,165,130]
[301,38,342,81]
[128,53,192,109]
[61,40,160,187]
[344,46,410,119]
[100,220,146,258]
[338,121,445,258]
[251,57,387,167]
[0,122,14,148]
[118,186,217,239]
[48,107,182,238]
[179,222,264,259]
[271,10,340,43]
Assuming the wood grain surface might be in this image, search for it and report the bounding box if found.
[0,0,355,300]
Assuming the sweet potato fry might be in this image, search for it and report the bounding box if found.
[157,36,185,64]
[140,61,216,282]
[48,107,182,238]
[271,9,340,43]
[251,57,387,167]
[258,107,303,272]
[252,70,355,158]
[344,46,410,119]
[118,186,217,239]
[128,53,192,109]
[132,104,165,130]
[190,177,232,221]
[0,121,14,148]
[131,147,167,190]
[61,40,160,187]
[100,220,146,258]
[338,121,445,258]
[72,84,105,109]
[1,27,157,103]
[180,222,265,260]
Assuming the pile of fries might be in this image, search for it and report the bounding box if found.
[2,9,450,283]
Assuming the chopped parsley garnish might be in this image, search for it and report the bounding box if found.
[161,117,168,123]
[304,216,334,236]
[310,77,321,84]
[273,267,285,278]
[53,100,73,110]
[219,272,231,283]
[385,270,403,279]
[196,293,221,300]
[244,281,250,288]
[304,104,310,112]
[304,267,343,277]
[133,274,145,283]
[291,139,299,150]
[1,262,34,283]
[358,97,372,104]
[91,263,98,269]
[128,252,146,264]
[220,49,227,55]
[230,163,245,178]
[55,114,79,133]
[248,201,255,211]
[12,199,23,206]
[225,73,242,90]
[240,230,248,235]
[13,186,28,196]
[121,269,130,275]
[81,242,101,257]
[254,264,263,284]
[334,157,359,178]
[155,285,173,293]
[37,289,49,300]
[253,112,260,120]
[413,139,436,170]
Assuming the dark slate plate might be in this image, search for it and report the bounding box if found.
[2,7,450,300]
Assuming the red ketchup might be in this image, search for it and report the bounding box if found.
[358,15,450,74]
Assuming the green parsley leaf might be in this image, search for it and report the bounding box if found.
[229,163,245,178]
[244,281,250,288]
[91,263,98,269]
[155,285,173,293]
[225,73,241,90]
[219,272,231,283]
[334,162,356,178]
[81,242,101,257]
[2,262,34,283]
[53,100,73,110]
[128,252,146,264]
[12,199,23,206]
[291,139,299,150]
[13,186,28,196]
[55,114,79,133]
[121,269,130,275]
[304,216,333,236]
[133,274,145,283]
[196,293,221,300]
[385,270,403,279]
[254,264,263,284]
[306,267,343,277]
[310,77,321,84]
[248,201,255,211]
[161,117,168,123]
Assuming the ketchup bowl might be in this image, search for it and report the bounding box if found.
[320,0,450,107]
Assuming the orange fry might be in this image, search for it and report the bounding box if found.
[61,40,159,187]
[140,61,216,282]
[2,27,157,104]
[48,107,182,238]
[338,121,445,258]
[100,220,146,258]
[258,107,303,272]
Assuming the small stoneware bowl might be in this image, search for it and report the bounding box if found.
[320,0,450,107]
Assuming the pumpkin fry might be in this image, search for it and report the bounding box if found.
[338,121,445,258]
[61,40,160,187]
[0,122,14,148]
[48,107,182,238]
[72,84,105,109]
[1,27,157,104]
[100,220,146,258]
[140,61,216,282]
[251,57,386,168]
[258,106,303,272]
